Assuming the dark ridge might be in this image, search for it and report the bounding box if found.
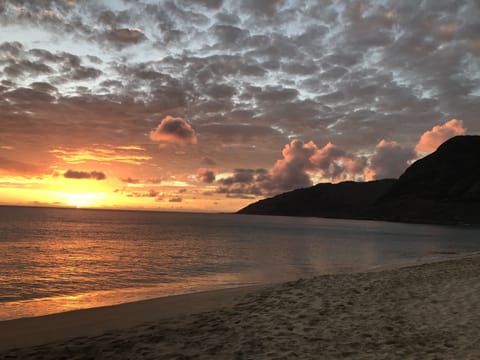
[238,179,396,219]
[238,136,480,225]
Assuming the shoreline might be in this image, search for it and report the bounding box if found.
[0,284,264,351]
[2,252,480,357]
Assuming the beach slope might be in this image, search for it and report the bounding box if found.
[1,255,479,359]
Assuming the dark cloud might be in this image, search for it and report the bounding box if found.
[197,168,216,183]
[215,12,240,25]
[107,28,147,46]
[169,197,183,202]
[71,66,102,80]
[127,189,159,198]
[216,168,265,197]
[4,88,55,103]
[212,24,248,45]
[150,116,198,145]
[64,170,106,180]
[29,82,57,93]
[121,177,140,184]
[242,0,284,16]
[255,86,299,103]
[0,41,23,56]
[188,0,224,9]
[4,59,53,77]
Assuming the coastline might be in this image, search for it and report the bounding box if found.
[1,253,479,358]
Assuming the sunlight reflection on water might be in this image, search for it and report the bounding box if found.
[1,206,480,320]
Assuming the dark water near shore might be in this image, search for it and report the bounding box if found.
[1,206,479,320]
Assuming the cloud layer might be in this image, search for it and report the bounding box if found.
[1,0,478,210]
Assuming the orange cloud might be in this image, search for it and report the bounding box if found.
[416,119,466,153]
[51,145,151,165]
[149,116,197,145]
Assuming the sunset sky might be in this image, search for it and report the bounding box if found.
[0,0,478,211]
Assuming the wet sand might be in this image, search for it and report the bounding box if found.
[1,255,479,359]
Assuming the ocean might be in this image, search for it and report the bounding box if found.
[1,206,479,321]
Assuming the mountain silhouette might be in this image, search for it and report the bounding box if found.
[238,136,480,225]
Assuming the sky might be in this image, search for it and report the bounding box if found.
[0,0,478,211]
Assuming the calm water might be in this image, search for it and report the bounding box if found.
[1,206,480,320]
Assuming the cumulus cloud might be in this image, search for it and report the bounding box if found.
[268,140,366,193]
[416,119,466,153]
[216,140,367,197]
[368,140,416,180]
[149,116,198,145]
[64,170,106,180]
[197,168,216,183]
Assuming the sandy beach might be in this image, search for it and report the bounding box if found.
[1,255,479,359]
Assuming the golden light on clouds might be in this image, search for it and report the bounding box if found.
[50,146,151,165]
[1,0,477,213]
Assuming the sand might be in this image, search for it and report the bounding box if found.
[1,255,480,359]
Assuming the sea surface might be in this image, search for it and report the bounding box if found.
[1,206,480,321]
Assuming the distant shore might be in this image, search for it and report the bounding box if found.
[1,254,480,359]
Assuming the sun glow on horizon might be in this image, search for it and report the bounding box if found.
[59,192,107,208]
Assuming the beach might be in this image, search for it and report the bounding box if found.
[1,255,479,359]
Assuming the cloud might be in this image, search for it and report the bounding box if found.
[51,146,151,165]
[368,140,416,180]
[121,177,140,184]
[120,176,163,185]
[268,140,366,193]
[169,197,183,202]
[149,116,198,145]
[215,140,368,197]
[127,189,159,198]
[0,157,41,175]
[107,28,147,46]
[188,0,224,9]
[197,168,216,183]
[216,169,265,197]
[64,170,106,180]
[242,0,283,16]
[416,119,466,153]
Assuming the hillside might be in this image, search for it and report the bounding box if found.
[238,136,480,225]
[238,179,396,219]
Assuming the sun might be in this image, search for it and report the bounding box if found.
[62,192,106,208]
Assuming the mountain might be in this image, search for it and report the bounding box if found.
[371,135,480,224]
[237,179,395,219]
[238,136,480,225]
